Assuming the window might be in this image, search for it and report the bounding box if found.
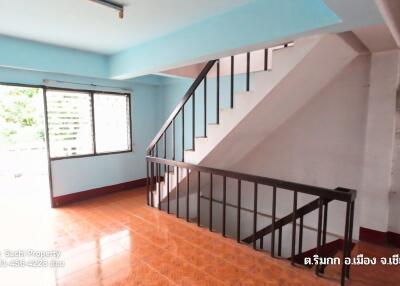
[94,93,131,154]
[45,88,131,159]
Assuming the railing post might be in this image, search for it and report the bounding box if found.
[167,165,170,213]
[278,227,282,256]
[341,201,351,286]
[146,160,150,206]
[253,183,258,249]
[157,162,161,210]
[222,176,227,237]
[172,119,176,160]
[182,107,185,162]
[246,52,250,91]
[197,171,201,226]
[176,166,180,218]
[150,157,154,207]
[264,48,269,71]
[186,168,190,222]
[204,77,207,137]
[291,191,297,265]
[230,56,234,108]
[316,197,323,275]
[346,201,355,279]
[320,201,329,274]
[209,173,213,231]
[271,186,276,257]
[237,179,241,243]
[164,132,167,174]
[192,92,195,150]
[299,215,303,255]
[216,60,220,124]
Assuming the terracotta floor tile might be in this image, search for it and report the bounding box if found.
[0,186,397,286]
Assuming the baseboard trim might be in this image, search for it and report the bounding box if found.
[52,178,147,207]
[388,231,400,247]
[359,227,400,247]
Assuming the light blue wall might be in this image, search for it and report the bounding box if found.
[110,0,340,79]
[51,83,160,196]
[0,66,162,196]
[0,36,108,79]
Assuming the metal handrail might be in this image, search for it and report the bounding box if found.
[146,60,217,154]
[145,40,355,285]
[146,156,356,202]
[146,155,356,286]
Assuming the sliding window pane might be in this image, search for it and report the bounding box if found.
[46,90,94,158]
[94,93,131,153]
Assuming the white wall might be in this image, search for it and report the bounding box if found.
[225,54,370,240]
[360,50,399,232]
[388,52,400,234]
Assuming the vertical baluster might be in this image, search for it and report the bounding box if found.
[186,168,190,222]
[346,201,355,279]
[182,108,185,162]
[164,132,167,173]
[341,201,351,286]
[155,144,160,210]
[260,237,264,250]
[291,191,297,264]
[209,173,213,231]
[173,119,176,160]
[150,161,154,207]
[253,183,258,249]
[323,201,328,248]
[246,52,250,91]
[167,164,170,213]
[176,167,180,218]
[271,186,277,257]
[316,197,323,275]
[237,180,241,243]
[163,131,167,159]
[320,201,329,274]
[192,92,195,150]
[222,176,227,237]
[299,215,304,255]
[204,77,207,137]
[197,171,201,226]
[264,48,269,71]
[216,60,220,124]
[150,148,155,207]
[278,227,282,256]
[158,162,161,210]
[230,56,234,108]
[146,160,149,206]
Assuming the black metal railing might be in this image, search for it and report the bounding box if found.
[146,156,356,286]
[145,41,356,285]
[146,43,293,162]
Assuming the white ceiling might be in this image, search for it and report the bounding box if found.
[0,0,250,54]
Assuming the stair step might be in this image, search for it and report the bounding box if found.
[185,149,195,152]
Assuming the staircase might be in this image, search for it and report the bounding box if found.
[145,35,358,285]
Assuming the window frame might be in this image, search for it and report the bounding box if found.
[44,86,132,161]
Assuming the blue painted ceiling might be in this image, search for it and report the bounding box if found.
[0,0,384,83]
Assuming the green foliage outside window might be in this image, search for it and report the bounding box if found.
[0,86,44,146]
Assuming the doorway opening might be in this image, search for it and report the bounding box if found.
[0,84,51,210]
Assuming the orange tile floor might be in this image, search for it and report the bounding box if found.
[0,187,398,285]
